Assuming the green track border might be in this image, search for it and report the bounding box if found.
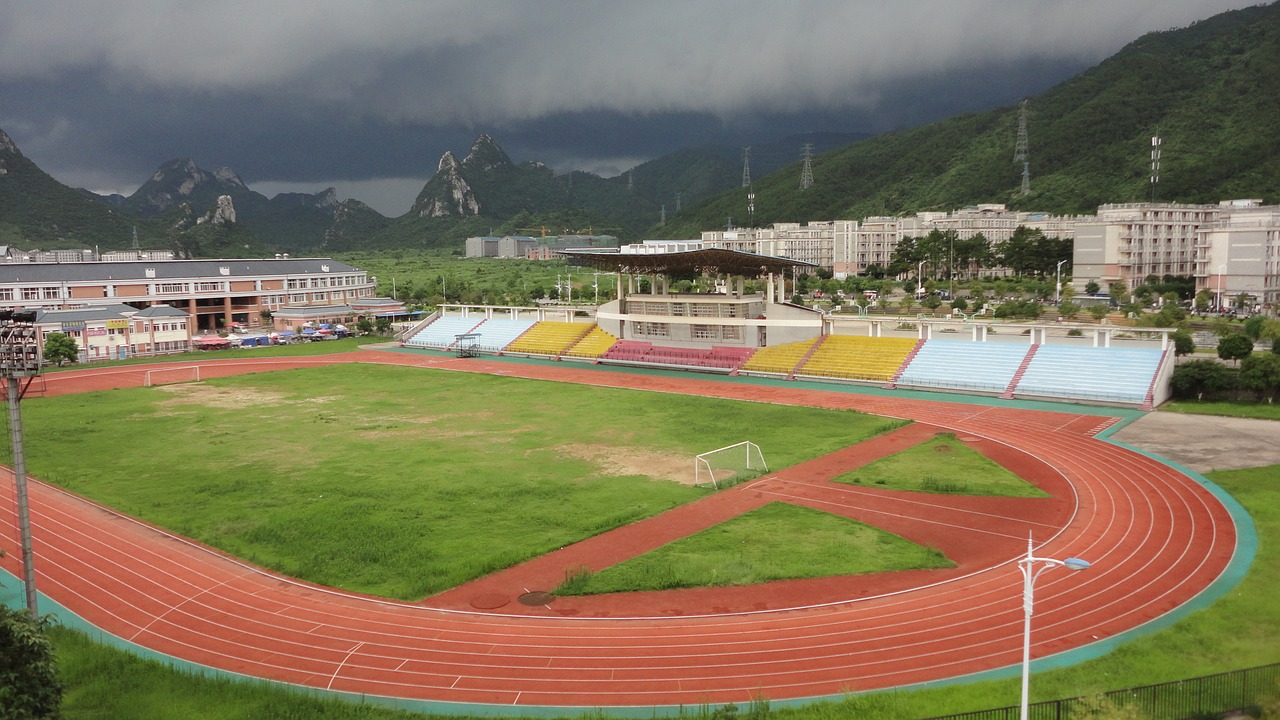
[1,350,1253,717]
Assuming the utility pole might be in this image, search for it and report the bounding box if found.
[800,144,814,190]
[1014,100,1030,196]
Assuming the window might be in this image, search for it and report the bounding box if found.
[158,283,187,294]
[0,289,11,300]
[196,282,221,292]
[21,288,40,300]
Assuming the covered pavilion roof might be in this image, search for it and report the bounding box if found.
[556,248,814,278]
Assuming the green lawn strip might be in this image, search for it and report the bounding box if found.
[40,336,385,373]
[15,363,904,600]
[830,432,1048,497]
[1161,400,1280,422]
[556,502,954,595]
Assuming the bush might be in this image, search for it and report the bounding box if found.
[1171,359,1237,400]
[993,299,1044,319]
[1217,334,1254,364]
[0,605,63,718]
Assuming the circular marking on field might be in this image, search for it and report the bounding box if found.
[469,593,509,609]
[518,591,556,606]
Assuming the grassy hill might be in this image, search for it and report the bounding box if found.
[658,3,1280,238]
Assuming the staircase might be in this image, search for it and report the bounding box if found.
[884,338,927,389]
[1140,347,1172,411]
[1001,344,1039,399]
[787,335,828,380]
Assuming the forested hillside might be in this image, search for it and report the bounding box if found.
[659,3,1280,238]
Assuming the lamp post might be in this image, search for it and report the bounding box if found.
[916,260,926,298]
[1,309,44,615]
[1018,536,1090,720]
[1216,263,1227,312]
[1055,260,1068,304]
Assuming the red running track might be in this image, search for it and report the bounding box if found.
[0,351,1239,711]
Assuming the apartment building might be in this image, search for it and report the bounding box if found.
[34,304,193,362]
[706,206,1083,279]
[1071,200,1279,312]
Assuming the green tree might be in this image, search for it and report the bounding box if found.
[1171,330,1196,357]
[1058,301,1080,320]
[1089,304,1110,321]
[1108,281,1130,307]
[1243,314,1267,341]
[1217,334,1253,364]
[921,294,943,312]
[1171,359,1236,400]
[1194,289,1213,311]
[950,296,968,312]
[1085,281,1100,295]
[355,317,374,335]
[1240,352,1280,403]
[42,331,79,366]
[0,602,63,718]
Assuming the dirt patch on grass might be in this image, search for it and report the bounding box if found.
[554,444,694,485]
[154,383,337,410]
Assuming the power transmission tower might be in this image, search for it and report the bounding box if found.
[741,147,752,187]
[1149,134,1162,203]
[1014,100,1030,196]
[660,204,666,224]
[627,169,633,192]
[675,191,682,212]
[800,144,814,190]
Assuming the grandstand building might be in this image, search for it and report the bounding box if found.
[399,246,1175,409]
[0,257,377,331]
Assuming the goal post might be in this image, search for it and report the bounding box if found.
[695,441,768,489]
[144,365,201,387]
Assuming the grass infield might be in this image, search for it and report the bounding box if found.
[555,502,954,595]
[16,363,904,600]
[831,432,1049,497]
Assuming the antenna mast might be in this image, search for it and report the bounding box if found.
[1149,134,1162,203]
[800,143,814,190]
[1014,100,1030,196]
[741,147,752,187]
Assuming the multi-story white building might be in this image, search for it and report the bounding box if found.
[706,206,1083,279]
[1194,201,1280,312]
[1071,199,1280,312]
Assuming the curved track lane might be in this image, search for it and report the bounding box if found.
[0,350,1239,711]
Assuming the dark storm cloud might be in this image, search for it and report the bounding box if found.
[0,0,1260,214]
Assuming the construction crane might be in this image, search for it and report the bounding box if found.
[515,226,555,237]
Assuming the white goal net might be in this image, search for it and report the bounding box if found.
[695,441,768,489]
[144,365,202,387]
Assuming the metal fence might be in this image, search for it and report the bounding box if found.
[921,663,1280,720]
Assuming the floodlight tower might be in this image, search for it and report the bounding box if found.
[1014,100,1030,196]
[741,147,752,188]
[1,309,44,615]
[800,143,814,190]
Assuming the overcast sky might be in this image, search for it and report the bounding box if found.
[0,0,1260,215]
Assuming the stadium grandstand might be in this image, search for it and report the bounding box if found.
[397,247,1176,409]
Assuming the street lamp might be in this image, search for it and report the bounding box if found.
[1216,263,1227,313]
[1055,260,1068,304]
[1018,535,1091,720]
[916,260,926,298]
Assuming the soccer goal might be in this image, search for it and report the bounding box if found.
[144,365,201,387]
[695,441,768,489]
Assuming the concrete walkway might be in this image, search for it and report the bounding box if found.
[1111,412,1280,473]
